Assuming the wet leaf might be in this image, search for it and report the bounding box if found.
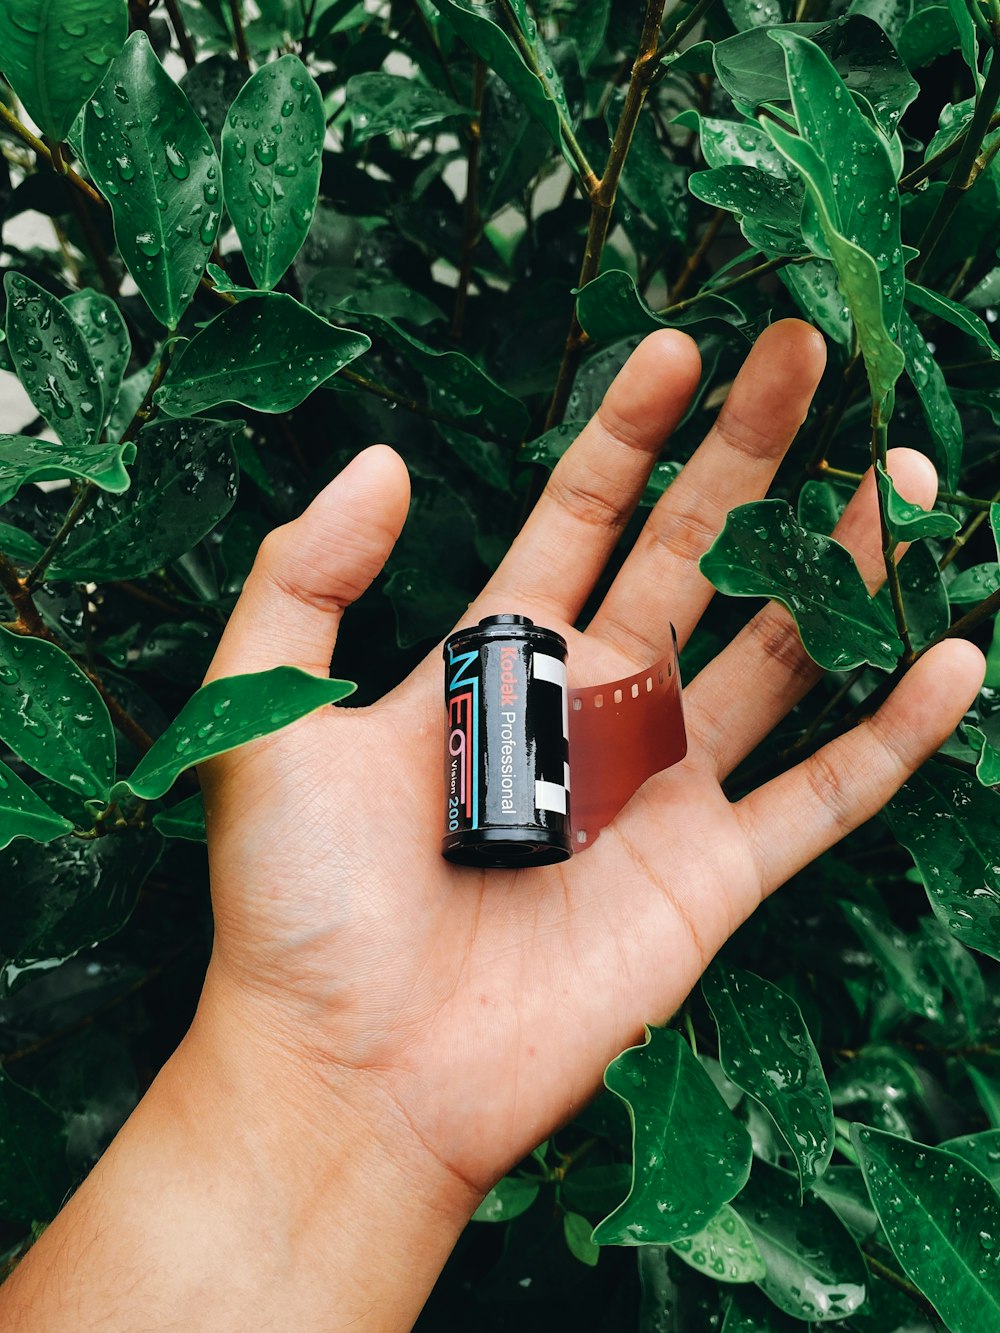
[899,4,960,67]
[4,272,105,453]
[0,628,115,801]
[592,1027,752,1246]
[0,828,162,988]
[764,33,906,409]
[0,523,44,567]
[846,0,910,41]
[305,267,443,327]
[154,294,370,416]
[673,110,793,176]
[779,259,853,347]
[116,667,356,801]
[920,916,985,1038]
[670,1204,766,1284]
[966,1064,1000,1129]
[63,290,130,434]
[900,311,964,491]
[723,0,784,29]
[564,1211,600,1266]
[702,963,834,1189]
[885,765,1000,962]
[699,499,902,672]
[0,434,132,507]
[151,790,206,842]
[220,55,325,291]
[949,564,1000,605]
[906,282,1000,363]
[575,270,745,345]
[561,1164,632,1218]
[853,1125,1000,1331]
[736,1161,868,1321]
[81,32,222,330]
[49,417,240,584]
[0,0,127,142]
[180,53,250,151]
[840,901,943,1021]
[337,71,470,144]
[0,1069,69,1222]
[875,463,960,542]
[941,1130,1000,1186]
[0,759,74,851]
[472,1175,539,1222]
[689,166,807,257]
[810,1165,880,1240]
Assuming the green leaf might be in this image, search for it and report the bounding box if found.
[831,1047,926,1138]
[920,915,986,1037]
[874,463,960,541]
[941,1130,1000,1185]
[471,1175,539,1221]
[702,963,834,1190]
[764,32,905,409]
[116,667,356,801]
[0,628,115,800]
[63,289,131,433]
[736,1161,868,1321]
[0,827,162,986]
[0,0,127,142]
[949,564,1000,605]
[0,1069,69,1222]
[575,270,745,345]
[0,759,74,850]
[670,1204,766,1284]
[906,281,1000,363]
[179,53,250,151]
[337,71,470,144]
[699,500,902,672]
[723,0,784,32]
[885,765,1000,961]
[853,1125,1000,1331]
[946,0,979,76]
[810,1165,880,1240]
[688,166,807,256]
[714,17,918,138]
[899,311,964,491]
[0,522,44,567]
[0,433,132,507]
[81,32,222,330]
[847,0,910,41]
[4,272,104,452]
[220,55,326,291]
[618,111,690,244]
[840,900,943,1021]
[432,0,568,156]
[152,790,206,842]
[564,1211,600,1266]
[899,5,960,66]
[779,259,853,347]
[154,294,370,416]
[46,417,237,584]
[967,1064,1000,1129]
[592,1027,752,1246]
[673,110,793,176]
[561,1164,633,1218]
[305,267,443,327]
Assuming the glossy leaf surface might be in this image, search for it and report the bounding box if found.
[4,273,104,452]
[0,435,131,507]
[154,295,370,416]
[0,0,127,141]
[899,311,964,490]
[338,72,470,144]
[702,963,834,1189]
[906,281,1000,363]
[0,628,114,800]
[688,166,806,256]
[472,1175,539,1221]
[49,418,240,583]
[0,1070,69,1222]
[670,1204,766,1284]
[700,500,901,671]
[576,270,743,344]
[82,33,222,329]
[736,1162,867,1321]
[63,289,130,431]
[875,464,960,542]
[853,1126,1000,1330]
[841,901,943,1020]
[220,55,325,290]
[152,791,206,842]
[117,668,356,801]
[886,766,1000,961]
[0,759,74,851]
[593,1027,752,1246]
[942,1130,1000,1186]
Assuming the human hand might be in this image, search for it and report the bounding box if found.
[195,318,984,1213]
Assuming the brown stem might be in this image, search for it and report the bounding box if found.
[862,1252,939,1322]
[659,252,802,320]
[68,188,120,297]
[228,0,251,66]
[0,103,105,208]
[451,58,486,342]
[655,0,721,59]
[544,0,668,430]
[667,207,726,305]
[940,486,1000,569]
[164,0,198,68]
[819,465,996,513]
[899,110,1000,192]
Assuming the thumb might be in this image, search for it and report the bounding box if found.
[205,444,410,683]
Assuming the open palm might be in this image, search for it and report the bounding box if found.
[198,320,983,1202]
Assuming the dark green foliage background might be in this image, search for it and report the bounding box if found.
[2,0,1000,1328]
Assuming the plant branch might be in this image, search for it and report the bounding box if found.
[940,485,1000,568]
[228,0,251,66]
[543,0,668,429]
[338,369,507,442]
[496,0,597,193]
[871,408,913,660]
[862,1251,940,1321]
[818,464,997,512]
[658,252,803,319]
[656,0,721,60]
[0,103,105,208]
[912,35,1000,281]
[164,0,198,68]
[451,58,486,342]
[666,207,726,305]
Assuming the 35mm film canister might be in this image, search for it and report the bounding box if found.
[443,614,571,868]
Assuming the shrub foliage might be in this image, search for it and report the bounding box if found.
[2,0,1000,1327]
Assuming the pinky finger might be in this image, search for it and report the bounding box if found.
[736,640,986,896]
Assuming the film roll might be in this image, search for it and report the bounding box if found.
[442,615,686,869]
